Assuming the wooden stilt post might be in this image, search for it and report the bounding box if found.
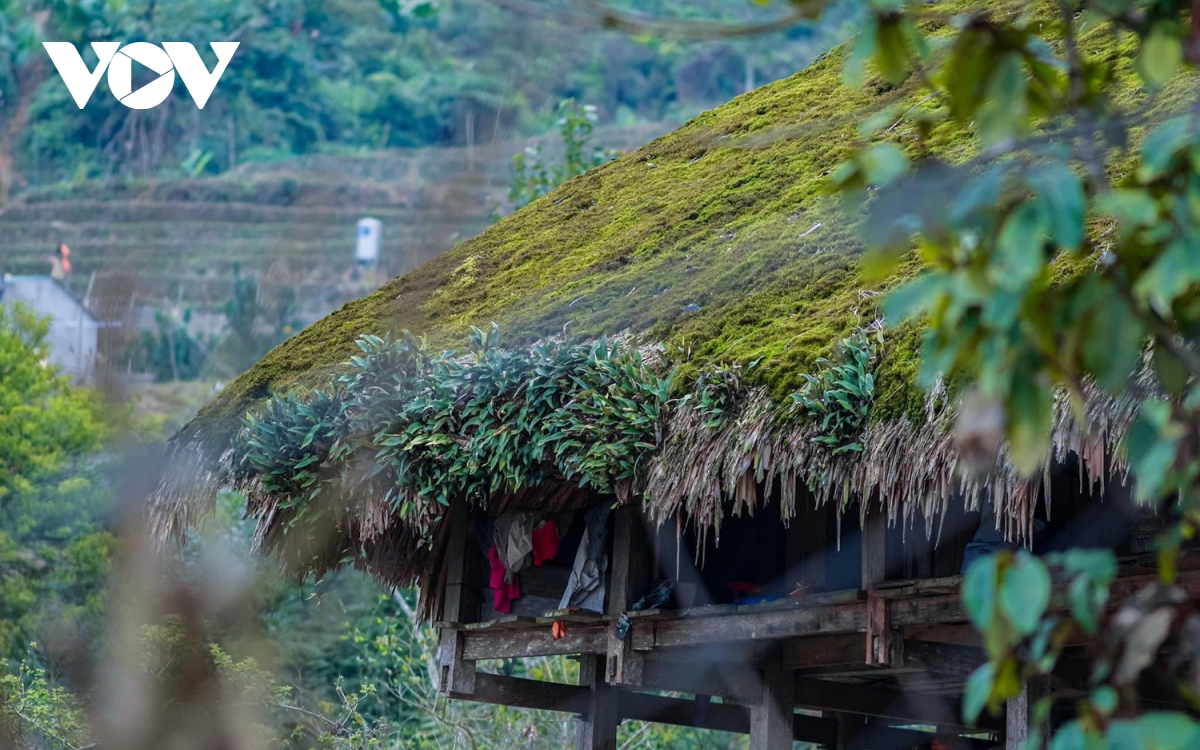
[861,507,897,667]
[1007,679,1048,750]
[750,646,795,750]
[438,502,478,694]
[578,655,619,750]
[606,503,648,686]
[831,711,868,750]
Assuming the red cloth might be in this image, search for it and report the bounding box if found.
[531,519,561,565]
[486,520,560,614]
[487,545,520,614]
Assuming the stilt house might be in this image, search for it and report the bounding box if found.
[152,28,1194,750]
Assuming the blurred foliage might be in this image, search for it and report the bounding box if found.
[0,661,90,750]
[826,0,1200,744]
[0,0,857,194]
[508,99,615,210]
[214,267,303,375]
[0,303,112,662]
[129,309,212,383]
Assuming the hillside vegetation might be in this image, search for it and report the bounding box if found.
[0,0,852,196]
[0,125,667,313]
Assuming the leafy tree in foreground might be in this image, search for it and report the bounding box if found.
[806,0,1200,745]
[0,303,111,661]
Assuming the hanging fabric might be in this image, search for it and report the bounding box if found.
[487,545,521,614]
[559,504,611,612]
[493,511,540,583]
[531,519,561,565]
[559,535,607,611]
[487,513,562,614]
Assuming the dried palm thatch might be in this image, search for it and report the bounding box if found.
[148,330,1151,625]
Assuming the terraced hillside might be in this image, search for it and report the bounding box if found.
[0,124,669,317]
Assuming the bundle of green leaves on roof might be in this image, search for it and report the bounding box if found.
[234,327,672,543]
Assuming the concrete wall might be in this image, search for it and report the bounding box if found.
[0,275,98,381]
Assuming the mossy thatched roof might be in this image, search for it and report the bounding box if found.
[153,5,1186,593]
[177,47,925,447]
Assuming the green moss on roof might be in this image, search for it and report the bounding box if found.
[179,3,1195,452]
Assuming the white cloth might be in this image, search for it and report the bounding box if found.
[559,532,607,612]
[494,510,539,583]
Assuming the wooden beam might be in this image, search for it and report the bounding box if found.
[750,646,795,750]
[890,594,967,627]
[457,570,1200,665]
[462,624,607,660]
[620,692,839,746]
[902,639,987,678]
[849,723,998,750]
[648,600,868,648]
[781,634,864,671]
[902,623,982,647]
[865,591,898,666]
[578,655,618,750]
[449,672,588,714]
[448,673,992,750]
[794,713,841,748]
[861,510,886,589]
[793,677,1002,732]
[641,659,763,706]
[860,507,891,666]
[619,692,749,734]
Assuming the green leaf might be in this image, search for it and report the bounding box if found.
[1127,401,1182,502]
[1153,342,1189,396]
[1134,238,1200,315]
[1096,189,1159,230]
[1139,117,1193,181]
[1081,296,1146,393]
[1106,720,1145,750]
[999,552,1051,635]
[294,454,320,470]
[951,163,1008,223]
[996,201,1047,288]
[1050,720,1093,750]
[1029,164,1085,251]
[843,20,879,88]
[962,554,999,627]
[875,18,910,85]
[882,273,947,322]
[1135,712,1200,749]
[1006,380,1053,475]
[963,662,996,724]
[1136,25,1182,90]
[861,142,909,187]
[977,53,1028,146]
[1092,686,1118,717]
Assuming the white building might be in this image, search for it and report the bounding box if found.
[0,275,98,381]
